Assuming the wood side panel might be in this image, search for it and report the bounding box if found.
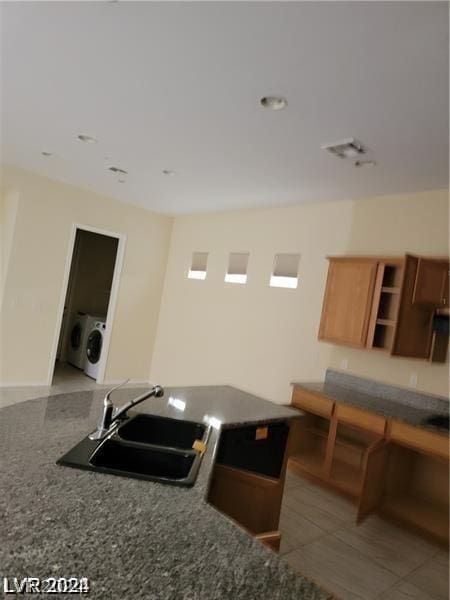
[391,255,434,358]
[318,259,378,348]
[357,440,387,523]
[366,263,386,348]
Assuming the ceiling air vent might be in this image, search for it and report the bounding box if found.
[321,138,366,159]
[108,166,128,175]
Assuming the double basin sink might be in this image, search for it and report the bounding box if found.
[57,414,209,486]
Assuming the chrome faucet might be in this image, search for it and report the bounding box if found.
[89,380,164,441]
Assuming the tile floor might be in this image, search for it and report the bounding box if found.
[0,362,149,409]
[280,470,449,600]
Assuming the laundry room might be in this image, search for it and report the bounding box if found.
[55,228,119,384]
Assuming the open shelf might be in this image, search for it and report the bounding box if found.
[376,318,395,327]
[382,265,403,288]
[373,323,394,350]
[289,450,327,479]
[381,494,449,543]
[381,443,449,543]
[328,423,381,498]
[329,458,362,497]
[288,413,330,479]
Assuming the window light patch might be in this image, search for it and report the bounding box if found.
[225,252,249,284]
[270,253,300,289]
[188,251,208,280]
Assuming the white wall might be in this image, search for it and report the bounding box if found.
[150,189,449,403]
[0,165,173,385]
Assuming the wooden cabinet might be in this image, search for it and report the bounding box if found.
[318,259,377,347]
[288,387,449,544]
[319,254,449,362]
[413,258,449,307]
[208,421,292,552]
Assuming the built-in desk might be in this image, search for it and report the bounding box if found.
[289,377,449,545]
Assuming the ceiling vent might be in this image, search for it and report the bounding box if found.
[321,138,366,159]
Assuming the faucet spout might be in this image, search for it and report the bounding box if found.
[89,381,164,441]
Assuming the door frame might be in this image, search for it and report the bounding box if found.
[47,223,126,385]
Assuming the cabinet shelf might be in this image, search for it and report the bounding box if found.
[381,494,449,543]
[329,459,362,497]
[306,426,329,440]
[376,318,395,327]
[289,450,326,479]
[381,286,400,294]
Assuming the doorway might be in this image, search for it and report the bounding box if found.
[50,225,125,385]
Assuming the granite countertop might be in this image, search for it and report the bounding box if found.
[0,385,329,599]
[292,371,449,435]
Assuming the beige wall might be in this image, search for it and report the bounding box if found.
[0,187,19,308]
[0,165,173,384]
[150,189,449,403]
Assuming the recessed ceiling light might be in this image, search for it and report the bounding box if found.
[41,151,52,157]
[162,169,175,176]
[77,134,98,144]
[260,96,288,111]
[355,160,377,168]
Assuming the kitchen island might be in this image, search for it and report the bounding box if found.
[0,385,328,599]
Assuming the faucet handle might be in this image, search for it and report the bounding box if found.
[104,379,130,404]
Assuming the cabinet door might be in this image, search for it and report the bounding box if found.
[413,258,449,307]
[357,440,387,523]
[392,255,434,358]
[319,259,377,347]
[208,464,283,534]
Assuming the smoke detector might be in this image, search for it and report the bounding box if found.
[321,138,366,159]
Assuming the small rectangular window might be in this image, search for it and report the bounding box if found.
[270,253,300,288]
[225,252,249,284]
[188,251,208,280]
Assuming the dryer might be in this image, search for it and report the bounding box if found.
[84,319,106,380]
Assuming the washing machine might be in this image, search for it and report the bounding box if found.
[67,313,103,369]
[67,312,90,369]
[84,319,107,380]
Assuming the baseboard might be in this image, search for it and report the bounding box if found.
[0,381,49,388]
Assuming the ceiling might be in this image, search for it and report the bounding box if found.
[1,2,448,215]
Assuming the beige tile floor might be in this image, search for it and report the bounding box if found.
[280,470,449,600]
[0,362,149,409]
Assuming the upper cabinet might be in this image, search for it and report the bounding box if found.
[412,257,448,307]
[318,259,378,348]
[318,254,449,362]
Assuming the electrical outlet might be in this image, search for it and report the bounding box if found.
[340,358,349,370]
[409,373,418,388]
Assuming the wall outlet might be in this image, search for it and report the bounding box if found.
[340,358,349,370]
[409,373,418,388]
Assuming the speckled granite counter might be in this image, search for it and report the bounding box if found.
[0,385,329,599]
[292,370,449,435]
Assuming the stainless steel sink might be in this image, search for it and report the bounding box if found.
[57,414,209,486]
